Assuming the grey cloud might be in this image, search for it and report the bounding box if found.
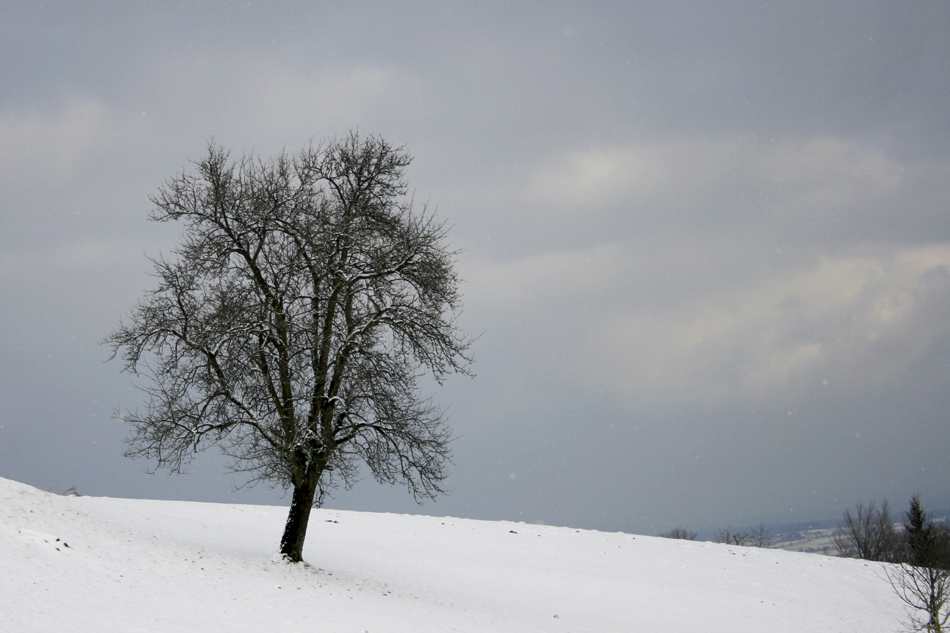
[2,1,948,536]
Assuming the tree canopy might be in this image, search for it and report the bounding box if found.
[107,133,472,561]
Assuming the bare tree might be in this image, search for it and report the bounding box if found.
[713,524,773,548]
[715,525,749,546]
[106,134,472,563]
[832,500,901,562]
[889,564,950,633]
[660,527,698,540]
[746,523,775,549]
[885,495,950,632]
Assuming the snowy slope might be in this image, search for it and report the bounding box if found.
[1,476,901,632]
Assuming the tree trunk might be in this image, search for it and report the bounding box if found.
[279,473,319,563]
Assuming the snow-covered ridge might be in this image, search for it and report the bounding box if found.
[1,476,900,632]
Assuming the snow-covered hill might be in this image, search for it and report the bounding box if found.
[1,476,902,632]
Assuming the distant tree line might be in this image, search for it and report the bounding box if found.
[658,523,775,548]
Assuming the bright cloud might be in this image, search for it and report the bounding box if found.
[584,243,950,407]
[0,97,108,183]
[527,136,905,221]
[462,243,627,308]
[526,140,739,208]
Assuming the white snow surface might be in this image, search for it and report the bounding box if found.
[1,476,901,632]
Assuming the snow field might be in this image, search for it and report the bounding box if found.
[1,477,902,632]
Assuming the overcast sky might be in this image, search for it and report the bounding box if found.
[2,1,949,535]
